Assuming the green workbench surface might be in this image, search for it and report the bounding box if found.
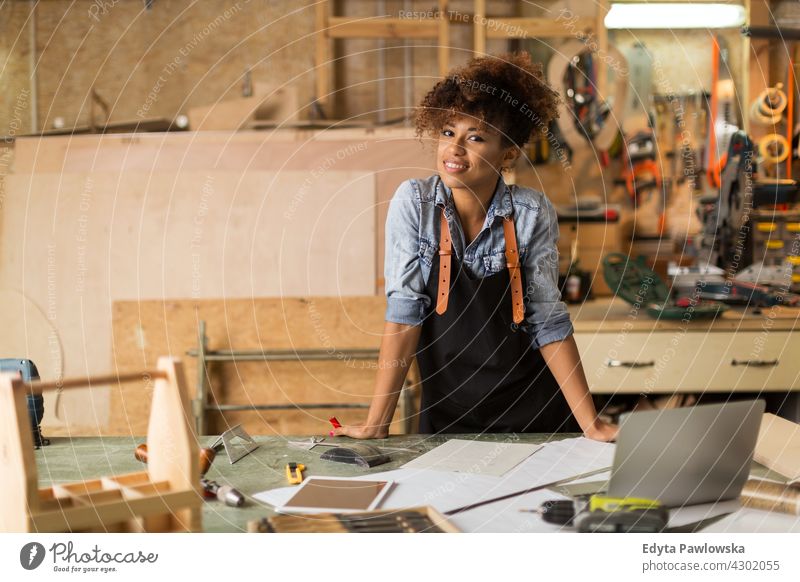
[34,433,568,532]
[34,434,783,533]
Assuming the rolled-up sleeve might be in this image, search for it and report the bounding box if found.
[384,180,431,325]
[521,194,574,348]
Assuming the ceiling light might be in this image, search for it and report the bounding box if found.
[604,3,746,29]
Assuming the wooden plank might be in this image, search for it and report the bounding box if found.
[29,489,201,532]
[2,132,431,434]
[596,0,609,99]
[328,17,439,39]
[0,375,39,531]
[24,371,165,393]
[10,130,423,173]
[315,0,331,106]
[474,0,486,56]
[438,0,449,77]
[187,85,299,131]
[485,17,595,38]
[147,358,200,532]
[754,413,800,483]
[1,169,376,424]
[110,297,405,437]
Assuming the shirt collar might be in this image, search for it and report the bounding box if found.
[435,176,514,221]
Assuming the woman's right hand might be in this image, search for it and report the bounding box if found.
[583,419,618,442]
[330,424,388,440]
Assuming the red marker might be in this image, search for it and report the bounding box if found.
[329,416,342,429]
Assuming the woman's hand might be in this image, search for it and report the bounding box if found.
[331,424,388,440]
[583,419,618,442]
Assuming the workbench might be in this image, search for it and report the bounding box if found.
[34,434,548,532]
[570,298,800,420]
[33,433,787,533]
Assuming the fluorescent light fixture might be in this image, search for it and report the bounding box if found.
[605,3,746,29]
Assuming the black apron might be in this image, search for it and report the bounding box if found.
[415,208,579,434]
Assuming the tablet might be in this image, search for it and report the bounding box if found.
[278,477,394,513]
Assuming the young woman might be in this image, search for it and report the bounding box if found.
[334,53,617,441]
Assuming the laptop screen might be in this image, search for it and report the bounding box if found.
[607,400,765,507]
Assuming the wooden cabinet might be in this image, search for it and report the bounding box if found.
[571,299,800,396]
[576,330,799,394]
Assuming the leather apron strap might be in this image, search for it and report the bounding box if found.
[435,206,524,324]
[435,209,453,316]
[503,216,525,325]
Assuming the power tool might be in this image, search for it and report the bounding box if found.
[0,358,49,448]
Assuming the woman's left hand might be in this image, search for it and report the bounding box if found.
[583,420,618,442]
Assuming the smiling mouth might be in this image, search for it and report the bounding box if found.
[443,160,469,172]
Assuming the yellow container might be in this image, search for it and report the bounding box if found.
[757,222,778,232]
[766,240,785,249]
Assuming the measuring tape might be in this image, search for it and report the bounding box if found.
[758,133,791,164]
[751,84,788,125]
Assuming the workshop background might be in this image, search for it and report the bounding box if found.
[1,0,798,438]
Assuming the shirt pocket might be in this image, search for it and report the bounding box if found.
[418,237,436,267]
[482,250,506,276]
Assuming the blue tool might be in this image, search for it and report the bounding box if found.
[0,359,49,448]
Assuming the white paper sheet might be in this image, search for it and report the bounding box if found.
[448,489,573,533]
[252,438,800,533]
[402,438,542,477]
[254,468,508,515]
[498,437,615,488]
[254,438,616,522]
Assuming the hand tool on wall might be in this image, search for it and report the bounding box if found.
[706,35,739,189]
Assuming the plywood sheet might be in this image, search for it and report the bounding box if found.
[0,168,376,430]
[1,131,435,434]
[10,130,427,173]
[110,297,412,436]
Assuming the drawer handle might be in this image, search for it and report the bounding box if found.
[605,359,655,369]
[731,359,779,367]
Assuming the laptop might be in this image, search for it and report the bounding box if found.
[607,400,765,507]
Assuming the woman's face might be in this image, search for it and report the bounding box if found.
[436,114,517,196]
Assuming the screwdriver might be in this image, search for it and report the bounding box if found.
[200,478,245,507]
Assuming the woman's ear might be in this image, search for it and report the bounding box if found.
[501,145,521,170]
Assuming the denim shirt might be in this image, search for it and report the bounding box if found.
[384,174,574,349]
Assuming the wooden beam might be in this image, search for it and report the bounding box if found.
[22,371,166,394]
[484,17,595,39]
[439,0,450,76]
[315,0,330,106]
[597,1,609,101]
[474,0,486,56]
[742,0,752,131]
[328,17,439,39]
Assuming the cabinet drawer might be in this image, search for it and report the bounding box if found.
[575,331,800,394]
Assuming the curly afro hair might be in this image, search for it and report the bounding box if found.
[415,52,560,148]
